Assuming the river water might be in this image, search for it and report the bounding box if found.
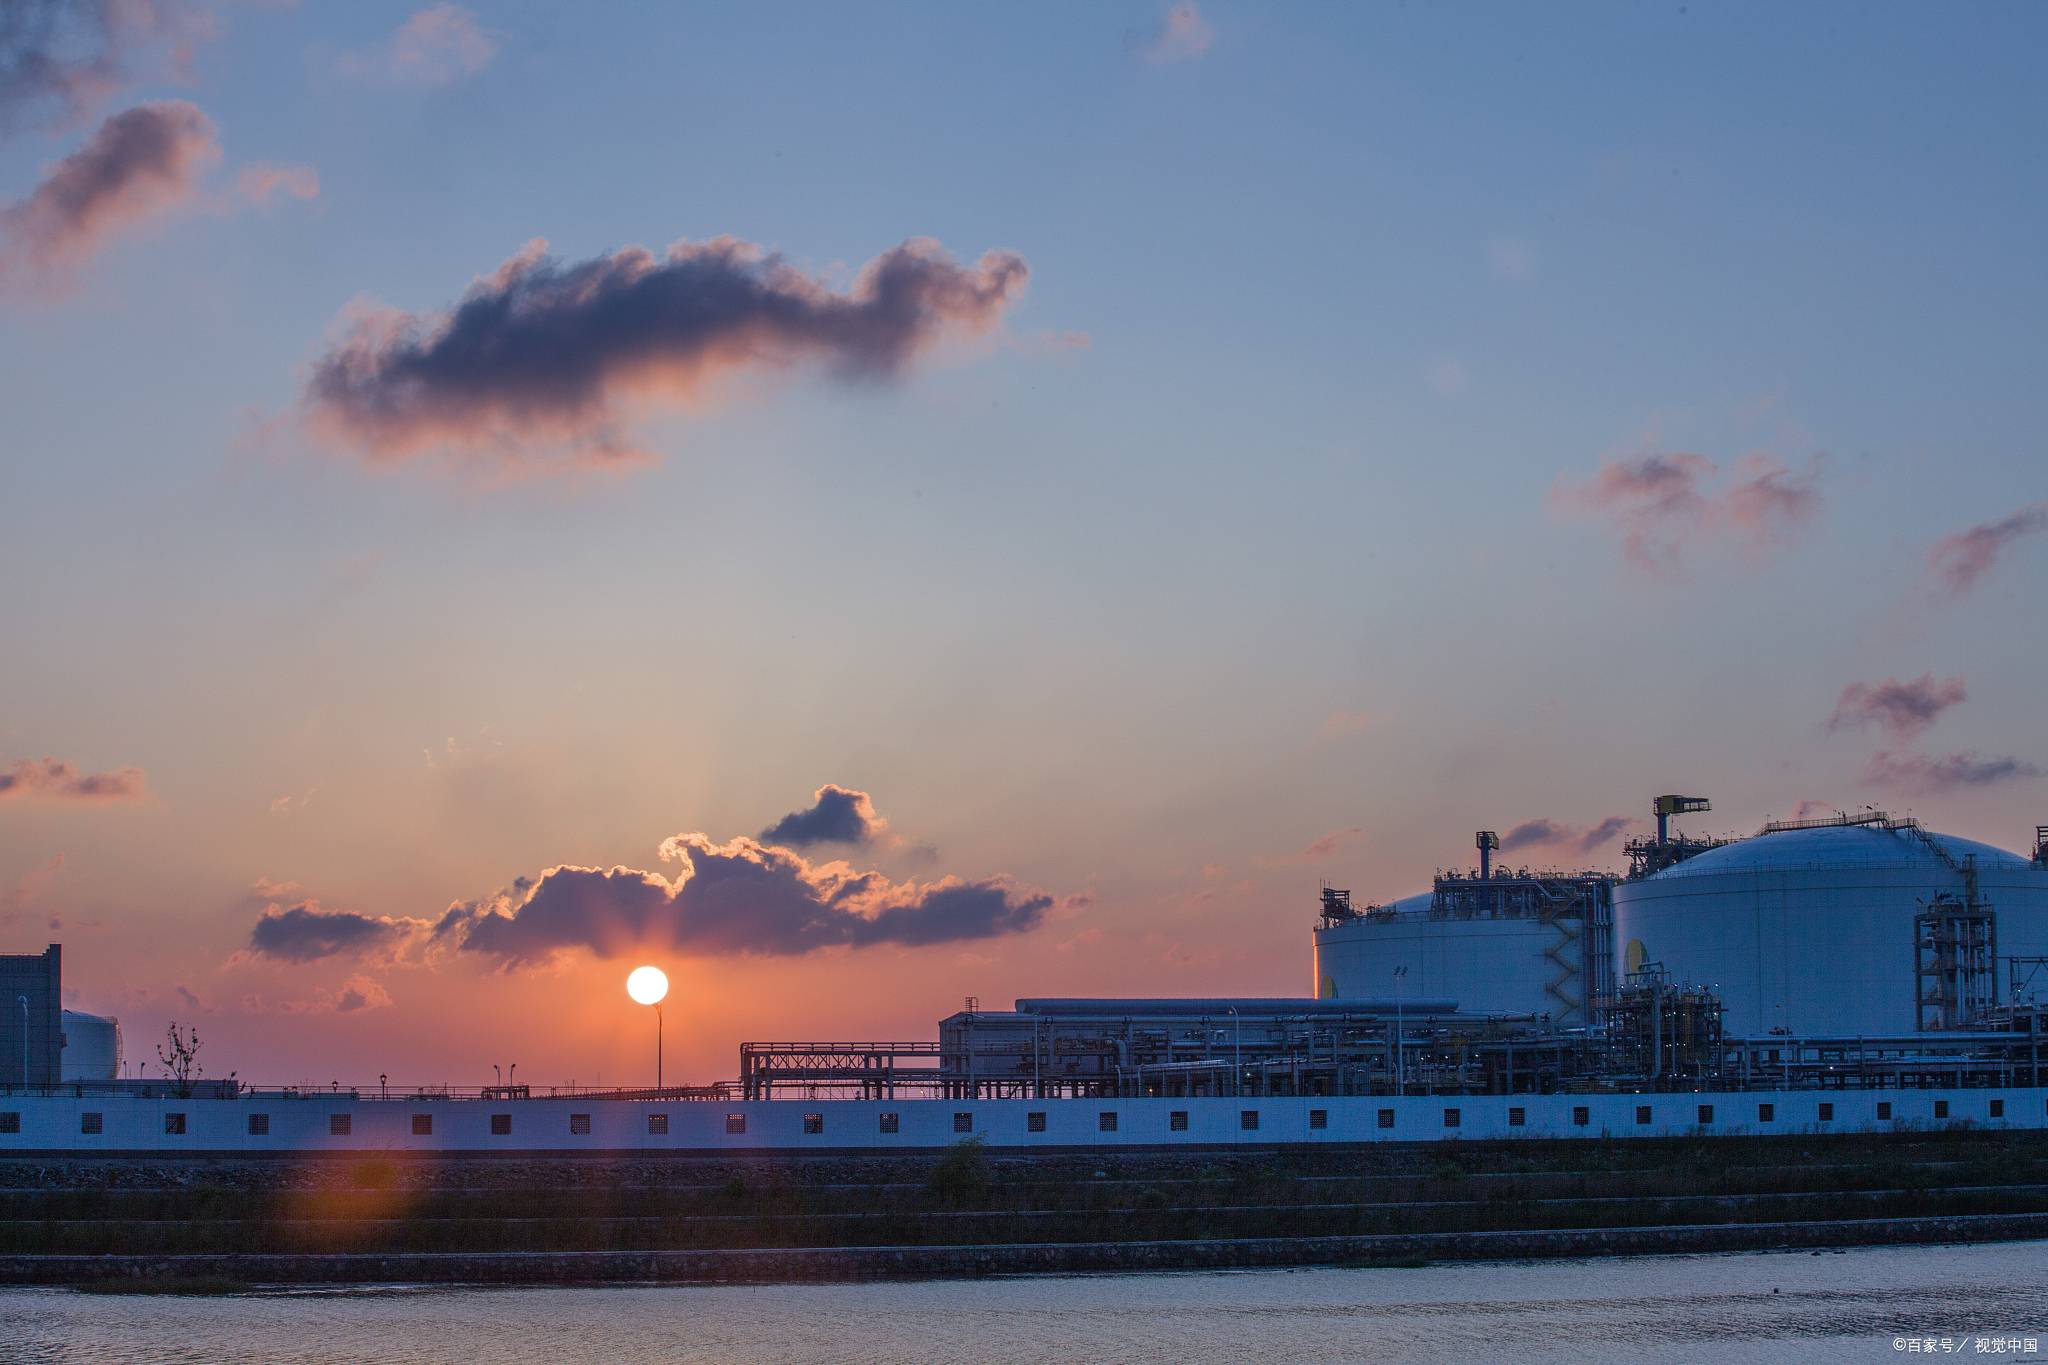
[5,1241,2046,1363]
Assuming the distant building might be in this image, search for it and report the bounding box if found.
[1,946,62,1086]
[60,1011,122,1082]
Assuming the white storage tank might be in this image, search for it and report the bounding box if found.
[1313,879,1613,1026]
[1612,819,2048,1037]
[60,1011,121,1082]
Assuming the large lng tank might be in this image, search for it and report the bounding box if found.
[1312,833,1613,1026]
[1614,816,2048,1037]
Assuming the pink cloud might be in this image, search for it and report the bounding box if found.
[1319,709,1376,739]
[1863,750,2040,795]
[432,830,1054,967]
[1298,828,1364,860]
[0,100,218,292]
[388,4,497,85]
[1144,2,1215,63]
[277,974,394,1015]
[337,4,497,88]
[2,853,66,921]
[1827,673,1967,743]
[235,162,319,206]
[1553,450,1822,573]
[1258,828,1365,866]
[0,757,149,803]
[1928,501,2048,597]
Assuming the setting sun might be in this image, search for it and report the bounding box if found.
[625,964,669,1007]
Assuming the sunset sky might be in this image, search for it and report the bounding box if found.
[3,1,2044,1089]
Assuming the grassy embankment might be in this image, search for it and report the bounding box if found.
[8,1130,2048,1284]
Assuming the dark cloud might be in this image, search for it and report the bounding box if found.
[760,784,885,847]
[0,0,207,135]
[1499,816,1632,856]
[0,756,149,802]
[331,976,390,1013]
[1864,751,2041,795]
[1928,502,2048,597]
[0,100,218,291]
[1553,451,1821,573]
[246,901,429,963]
[437,832,1052,967]
[1827,673,1967,743]
[301,234,1029,471]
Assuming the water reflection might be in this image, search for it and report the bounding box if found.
[6,1241,2046,1364]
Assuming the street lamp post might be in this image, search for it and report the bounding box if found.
[627,966,670,1091]
[1226,1005,1241,1098]
[1392,966,1407,1096]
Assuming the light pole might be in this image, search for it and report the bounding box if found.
[1226,1005,1241,1098]
[627,966,670,1091]
[16,996,26,1088]
[1392,966,1407,1096]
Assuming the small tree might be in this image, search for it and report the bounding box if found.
[158,1022,203,1098]
[927,1135,991,1207]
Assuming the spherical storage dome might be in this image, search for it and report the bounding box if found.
[1613,821,2048,1037]
[1642,824,2033,880]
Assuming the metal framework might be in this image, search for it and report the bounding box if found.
[1594,966,1723,1085]
[739,1043,941,1100]
[1915,884,1998,1031]
[735,986,2048,1102]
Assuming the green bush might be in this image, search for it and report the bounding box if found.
[927,1136,992,1206]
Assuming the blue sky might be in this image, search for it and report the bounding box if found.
[1,1,2043,1083]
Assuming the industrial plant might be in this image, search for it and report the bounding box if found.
[7,795,2048,1151]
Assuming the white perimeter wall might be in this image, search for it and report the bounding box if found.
[2,1089,2044,1153]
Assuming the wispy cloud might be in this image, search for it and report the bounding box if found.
[1827,673,1967,744]
[268,787,317,816]
[0,756,149,803]
[1,853,65,921]
[274,974,393,1015]
[0,99,217,292]
[1498,816,1632,856]
[1863,750,2040,795]
[1143,2,1214,63]
[0,0,212,136]
[234,161,318,207]
[1552,450,1822,574]
[1424,355,1468,397]
[1257,828,1365,866]
[338,3,497,88]
[433,830,1058,968]
[1319,708,1375,739]
[300,234,1030,475]
[1486,236,1535,282]
[1927,501,2048,598]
